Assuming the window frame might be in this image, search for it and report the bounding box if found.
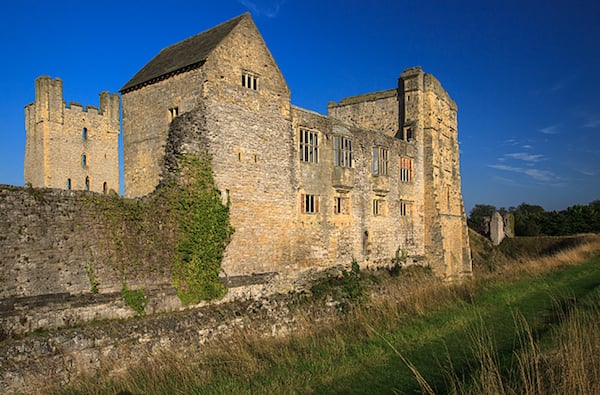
[333,136,353,168]
[373,198,386,216]
[242,70,259,90]
[168,107,179,121]
[399,200,412,217]
[299,128,319,164]
[399,157,414,183]
[372,147,388,176]
[300,193,320,214]
[333,195,350,215]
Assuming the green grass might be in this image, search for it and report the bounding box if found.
[55,246,600,395]
[258,257,599,395]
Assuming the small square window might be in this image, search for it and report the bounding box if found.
[301,193,320,214]
[399,201,412,217]
[399,157,413,183]
[333,195,350,215]
[373,198,386,216]
[169,107,179,121]
[242,71,259,90]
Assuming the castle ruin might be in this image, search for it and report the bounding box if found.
[24,77,120,194]
[118,13,471,279]
[13,13,472,332]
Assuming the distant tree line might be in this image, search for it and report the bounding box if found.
[468,201,600,236]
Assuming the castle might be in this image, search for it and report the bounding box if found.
[23,13,471,282]
[24,77,120,194]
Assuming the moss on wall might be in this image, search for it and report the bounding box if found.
[84,151,233,307]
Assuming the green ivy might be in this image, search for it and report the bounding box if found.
[310,259,366,311]
[166,154,234,305]
[83,151,232,307]
[121,284,147,316]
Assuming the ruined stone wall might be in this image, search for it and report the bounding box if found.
[0,186,179,335]
[328,89,399,137]
[24,76,120,193]
[121,67,206,198]
[0,291,328,394]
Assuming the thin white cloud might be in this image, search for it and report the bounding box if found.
[489,164,555,182]
[584,118,600,128]
[576,168,597,176]
[522,144,533,149]
[505,152,545,162]
[539,125,559,135]
[239,0,285,18]
[503,138,519,146]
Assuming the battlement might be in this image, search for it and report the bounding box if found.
[24,76,121,193]
[26,76,120,125]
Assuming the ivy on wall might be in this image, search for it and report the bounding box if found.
[86,151,233,307]
[165,154,234,305]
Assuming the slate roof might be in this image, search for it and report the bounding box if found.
[120,13,249,93]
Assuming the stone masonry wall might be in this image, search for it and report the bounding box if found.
[121,67,206,198]
[292,107,425,268]
[0,186,179,335]
[24,76,120,193]
[401,67,471,278]
[328,89,400,137]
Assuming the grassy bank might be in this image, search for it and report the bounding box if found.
[54,235,600,394]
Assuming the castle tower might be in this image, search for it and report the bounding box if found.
[399,67,472,278]
[24,76,120,194]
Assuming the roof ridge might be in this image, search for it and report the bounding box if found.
[120,13,250,93]
[154,13,249,57]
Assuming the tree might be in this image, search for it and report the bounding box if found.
[468,204,496,235]
[513,203,545,236]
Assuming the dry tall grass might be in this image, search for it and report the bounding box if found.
[48,234,600,394]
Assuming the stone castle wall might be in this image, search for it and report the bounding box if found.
[402,68,471,278]
[328,89,400,137]
[24,77,120,193]
[122,67,206,198]
[0,186,180,335]
[119,17,471,279]
[9,14,472,338]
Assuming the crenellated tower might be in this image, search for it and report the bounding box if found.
[24,76,120,194]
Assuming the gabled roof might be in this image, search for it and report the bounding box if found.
[120,13,249,93]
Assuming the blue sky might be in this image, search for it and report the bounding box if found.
[1,0,599,212]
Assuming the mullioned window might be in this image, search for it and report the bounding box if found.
[372,147,388,176]
[300,193,320,214]
[299,128,319,163]
[333,136,353,168]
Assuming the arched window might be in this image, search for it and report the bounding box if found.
[81,154,87,167]
[66,178,71,190]
[103,182,107,194]
[82,127,88,141]
[85,176,90,191]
